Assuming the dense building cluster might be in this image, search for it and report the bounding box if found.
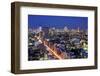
[28,26,88,61]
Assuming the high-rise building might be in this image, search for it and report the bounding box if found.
[39,31,44,39]
[42,27,49,38]
[77,27,80,32]
[64,26,68,32]
[38,26,42,32]
[50,27,56,36]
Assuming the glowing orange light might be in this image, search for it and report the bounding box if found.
[35,36,63,59]
[45,45,62,59]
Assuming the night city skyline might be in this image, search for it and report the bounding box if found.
[28,15,88,30]
[28,14,88,61]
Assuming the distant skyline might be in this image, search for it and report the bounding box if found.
[28,15,88,30]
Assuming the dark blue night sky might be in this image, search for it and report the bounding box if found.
[28,15,88,30]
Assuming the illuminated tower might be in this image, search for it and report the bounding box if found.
[38,26,42,32]
[64,26,68,32]
[50,27,56,36]
[38,26,44,39]
[77,27,80,32]
[42,27,49,38]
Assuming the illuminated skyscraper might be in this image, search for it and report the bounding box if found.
[38,26,42,32]
[42,27,49,38]
[50,27,56,36]
[77,27,80,32]
[64,26,68,32]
